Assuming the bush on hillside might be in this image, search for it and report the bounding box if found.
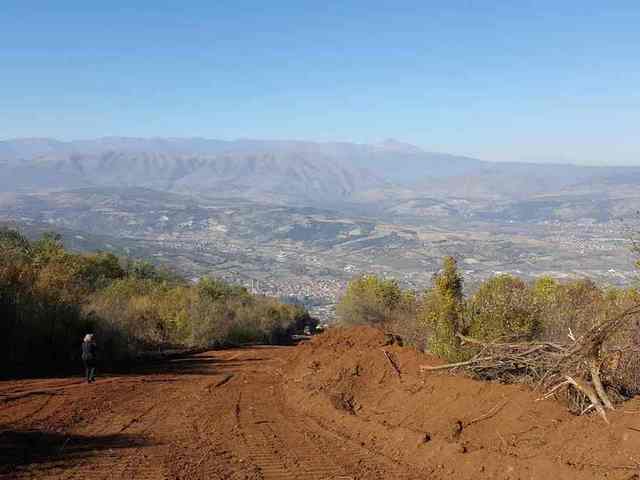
[420,257,465,360]
[1,230,96,372]
[535,278,606,342]
[0,228,315,377]
[337,275,404,325]
[467,274,540,341]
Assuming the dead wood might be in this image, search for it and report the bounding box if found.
[420,356,496,371]
[419,303,640,422]
[382,350,402,377]
[590,359,614,410]
[465,400,509,428]
[565,376,609,424]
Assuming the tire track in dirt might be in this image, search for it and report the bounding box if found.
[12,342,632,480]
[225,354,427,480]
[236,386,344,479]
[272,395,429,480]
[4,347,427,480]
[0,346,442,479]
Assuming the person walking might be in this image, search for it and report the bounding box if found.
[81,334,97,383]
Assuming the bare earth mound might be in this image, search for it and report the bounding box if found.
[0,326,638,479]
[284,326,640,479]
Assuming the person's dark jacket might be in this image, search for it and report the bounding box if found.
[81,341,97,363]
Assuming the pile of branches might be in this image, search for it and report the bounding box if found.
[420,304,640,423]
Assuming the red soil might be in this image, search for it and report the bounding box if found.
[286,326,640,479]
[1,326,639,479]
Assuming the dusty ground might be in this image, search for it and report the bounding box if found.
[1,327,640,479]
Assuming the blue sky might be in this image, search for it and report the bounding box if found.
[2,1,639,164]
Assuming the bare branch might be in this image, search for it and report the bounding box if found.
[565,376,609,424]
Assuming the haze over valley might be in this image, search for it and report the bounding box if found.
[2,137,638,319]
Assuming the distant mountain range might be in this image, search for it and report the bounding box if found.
[3,138,640,296]
[1,137,639,207]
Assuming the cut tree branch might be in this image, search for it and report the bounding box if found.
[565,376,609,424]
[589,359,614,411]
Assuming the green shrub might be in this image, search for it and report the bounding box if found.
[0,228,313,376]
[337,275,403,325]
[467,275,539,341]
[421,290,463,360]
[533,278,605,342]
[420,257,465,360]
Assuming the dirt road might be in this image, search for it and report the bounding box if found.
[0,346,428,479]
[2,328,640,480]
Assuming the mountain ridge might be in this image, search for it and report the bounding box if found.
[1,137,639,207]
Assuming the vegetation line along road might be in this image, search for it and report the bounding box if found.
[0,228,317,379]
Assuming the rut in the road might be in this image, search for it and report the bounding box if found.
[233,369,424,480]
[3,334,640,480]
[1,347,427,480]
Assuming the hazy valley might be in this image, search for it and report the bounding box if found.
[1,137,639,319]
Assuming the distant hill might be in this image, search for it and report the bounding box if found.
[0,142,384,204]
[1,137,639,206]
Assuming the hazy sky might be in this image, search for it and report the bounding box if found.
[2,1,639,164]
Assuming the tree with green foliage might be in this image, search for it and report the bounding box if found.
[0,228,32,257]
[421,256,465,360]
[79,252,125,290]
[435,256,463,301]
[532,276,558,304]
[535,278,606,341]
[197,276,251,303]
[467,274,540,341]
[337,275,403,325]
